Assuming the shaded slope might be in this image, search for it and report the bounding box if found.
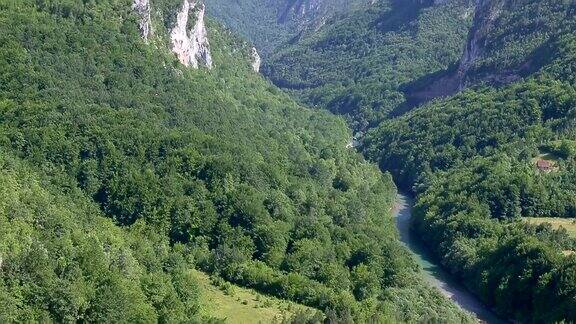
[408,0,576,104]
[263,0,474,129]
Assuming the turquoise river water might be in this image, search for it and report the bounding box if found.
[394,194,506,324]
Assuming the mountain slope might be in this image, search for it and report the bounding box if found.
[409,0,576,103]
[0,0,471,322]
[364,1,576,321]
[0,152,203,322]
[207,0,377,56]
[263,0,474,129]
[208,0,576,321]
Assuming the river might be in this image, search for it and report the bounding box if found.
[394,193,505,324]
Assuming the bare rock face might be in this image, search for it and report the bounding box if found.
[457,0,505,83]
[189,2,213,69]
[404,0,508,105]
[251,47,261,72]
[170,0,213,69]
[132,0,153,40]
[170,0,194,66]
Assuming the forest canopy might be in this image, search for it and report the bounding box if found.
[0,0,471,322]
[364,9,576,320]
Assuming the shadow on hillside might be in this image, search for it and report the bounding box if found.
[373,0,435,33]
[388,37,558,118]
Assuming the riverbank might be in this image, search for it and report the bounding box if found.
[393,194,505,324]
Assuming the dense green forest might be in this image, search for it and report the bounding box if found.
[459,0,576,84]
[206,0,576,322]
[364,4,576,321]
[0,0,472,322]
[0,151,208,322]
[264,0,474,129]
[4,0,575,321]
[207,0,374,56]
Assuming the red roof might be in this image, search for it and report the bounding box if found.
[537,159,552,170]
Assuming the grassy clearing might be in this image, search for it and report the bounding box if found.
[534,153,559,162]
[193,270,318,323]
[524,217,576,238]
[524,217,576,257]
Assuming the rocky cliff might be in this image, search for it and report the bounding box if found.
[407,0,573,105]
[170,0,213,69]
[132,0,153,40]
[277,0,323,24]
[132,0,213,69]
[251,47,261,72]
[406,0,503,102]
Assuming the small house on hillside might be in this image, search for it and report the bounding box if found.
[537,159,553,173]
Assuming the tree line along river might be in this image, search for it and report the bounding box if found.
[393,193,506,324]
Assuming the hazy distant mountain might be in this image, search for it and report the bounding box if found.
[207,0,378,55]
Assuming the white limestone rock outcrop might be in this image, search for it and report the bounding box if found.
[132,0,153,40]
[251,47,261,72]
[170,0,213,69]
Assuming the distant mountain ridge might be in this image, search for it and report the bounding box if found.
[262,0,474,128]
[207,0,378,56]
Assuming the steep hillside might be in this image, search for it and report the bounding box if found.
[459,0,575,85]
[207,0,376,56]
[364,1,576,321]
[0,151,209,322]
[259,0,575,127]
[263,0,474,129]
[0,0,471,322]
[409,0,576,103]
[208,0,576,321]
